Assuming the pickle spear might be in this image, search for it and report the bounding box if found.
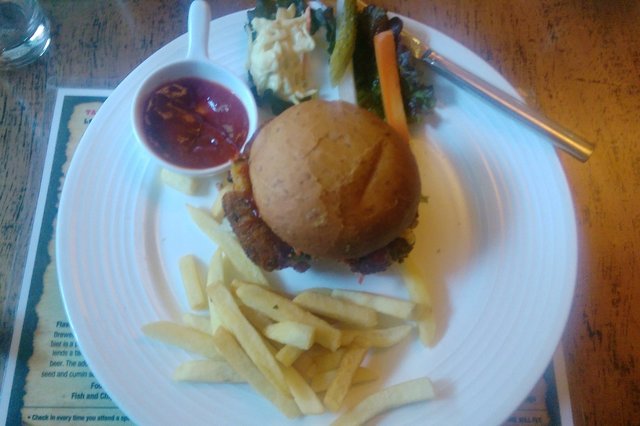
[329,0,357,85]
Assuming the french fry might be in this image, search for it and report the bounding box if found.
[160,168,198,194]
[310,367,378,393]
[276,345,304,367]
[331,289,416,320]
[264,321,315,350]
[293,291,378,328]
[340,330,356,347]
[186,205,269,286]
[257,332,324,415]
[205,249,226,333]
[181,313,212,335]
[312,348,346,373]
[239,304,275,331]
[292,348,318,378]
[211,327,301,419]
[228,278,243,291]
[340,324,413,348]
[402,257,433,307]
[207,283,289,395]
[323,345,368,411]
[172,359,244,383]
[179,255,207,310]
[141,321,222,361]
[331,377,435,426]
[282,365,325,415]
[415,308,436,347]
[210,184,231,222]
[206,248,226,287]
[207,296,222,336]
[402,257,436,346]
[236,283,342,351]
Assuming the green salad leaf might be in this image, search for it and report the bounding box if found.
[310,6,336,53]
[246,0,306,26]
[353,5,436,123]
[245,2,434,121]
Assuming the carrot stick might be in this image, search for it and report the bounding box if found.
[373,30,410,142]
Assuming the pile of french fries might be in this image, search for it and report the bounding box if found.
[144,174,436,423]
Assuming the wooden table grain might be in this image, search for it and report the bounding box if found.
[1,1,638,424]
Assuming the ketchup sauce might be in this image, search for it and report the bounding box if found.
[142,77,249,169]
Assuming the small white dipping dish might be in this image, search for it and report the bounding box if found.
[131,0,257,177]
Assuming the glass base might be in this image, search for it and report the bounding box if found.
[0,16,51,71]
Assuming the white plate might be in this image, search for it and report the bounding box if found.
[57,10,577,426]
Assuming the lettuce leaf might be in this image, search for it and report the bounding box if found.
[353,5,435,123]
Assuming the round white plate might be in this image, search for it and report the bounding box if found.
[57,10,577,426]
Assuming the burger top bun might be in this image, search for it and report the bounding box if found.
[249,100,421,260]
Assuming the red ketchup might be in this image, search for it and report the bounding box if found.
[142,77,249,169]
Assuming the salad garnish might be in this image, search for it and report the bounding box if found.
[246,0,337,115]
[354,5,436,123]
[245,1,436,122]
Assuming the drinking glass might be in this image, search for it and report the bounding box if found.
[0,0,50,70]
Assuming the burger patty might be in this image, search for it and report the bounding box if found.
[223,190,311,272]
[222,159,415,275]
[222,159,311,272]
[346,236,414,275]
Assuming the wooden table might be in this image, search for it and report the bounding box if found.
[1,1,638,424]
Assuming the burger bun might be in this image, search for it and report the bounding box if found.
[249,100,421,260]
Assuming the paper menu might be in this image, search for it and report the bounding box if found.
[0,89,129,425]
